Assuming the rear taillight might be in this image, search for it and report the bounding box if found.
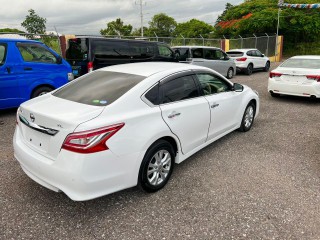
[269,72,282,78]
[62,123,125,154]
[87,62,93,73]
[306,75,320,82]
[236,57,247,61]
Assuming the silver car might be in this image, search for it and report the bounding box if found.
[172,46,236,79]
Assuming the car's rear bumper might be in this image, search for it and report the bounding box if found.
[13,127,142,201]
[268,78,320,98]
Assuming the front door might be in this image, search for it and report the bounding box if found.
[159,73,210,154]
[195,72,242,140]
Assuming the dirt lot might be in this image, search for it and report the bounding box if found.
[1,63,320,239]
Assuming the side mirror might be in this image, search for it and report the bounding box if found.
[225,56,230,60]
[233,83,244,92]
[261,54,265,57]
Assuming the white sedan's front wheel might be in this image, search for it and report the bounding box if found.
[239,103,255,132]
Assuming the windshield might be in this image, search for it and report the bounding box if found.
[280,58,320,69]
[53,71,145,106]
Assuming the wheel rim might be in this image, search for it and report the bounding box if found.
[228,68,233,78]
[248,65,252,74]
[147,149,172,186]
[244,106,254,128]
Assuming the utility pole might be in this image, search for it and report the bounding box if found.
[136,0,146,37]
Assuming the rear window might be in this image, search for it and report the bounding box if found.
[280,59,320,69]
[173,48,190,61]
[53,71,145,106]
[227,51,244,57]
[66,38,88,60]
[92,40,131,59]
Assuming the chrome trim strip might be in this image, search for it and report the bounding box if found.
[19,115,59,136]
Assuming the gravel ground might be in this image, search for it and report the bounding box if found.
[1,63,320,240]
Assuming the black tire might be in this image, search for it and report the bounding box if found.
[264,61,270,72]
[31,86,54,98]
[239,102,256,132]
[245,64,253,75]
[270,91,280,98]
[138,140,175,193]
[226,67,234,79]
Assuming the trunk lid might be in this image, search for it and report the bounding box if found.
[276,67,320,84]
[18,94,104,160]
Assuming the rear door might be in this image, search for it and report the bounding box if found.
[195,71,242,140]
[159,72,210,154]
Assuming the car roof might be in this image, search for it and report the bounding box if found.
[0,38,44,44]
[172,46,221,50]
[227,49,257,52]
[98,62,210,77]
[289,55,320,60]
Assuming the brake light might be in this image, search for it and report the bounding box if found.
[236,57,247,61]
[269,72,282,78]
[87,62,93,73]
[306,75,320,82]
[62,123,125,154]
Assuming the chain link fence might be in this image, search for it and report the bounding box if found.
[1,32,280,60]
[0,32,62,55]
[229,34,277,57]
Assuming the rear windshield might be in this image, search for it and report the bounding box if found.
[66,38,88,60]
[53,71,145,106]
[280,59,320,69]
[226,51,244,57]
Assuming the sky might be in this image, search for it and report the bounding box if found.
[0,0,243,35]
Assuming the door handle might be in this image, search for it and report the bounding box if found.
[168,112,181,119]
[211,103,219,108]
[24,67,33,71]
[6,67,11,74]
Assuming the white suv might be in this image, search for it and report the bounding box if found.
[227,49,270,75]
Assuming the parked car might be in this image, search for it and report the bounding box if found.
[268,55,320,98]
[14,62,259,201]
[172,46,236,79]
[0,38,73,110]
[226,49,270,75]
[65,37,178,77]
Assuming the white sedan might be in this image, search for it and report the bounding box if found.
[13,62,259,201]
[268,56,320,98]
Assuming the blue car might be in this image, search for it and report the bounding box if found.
[0,38,73,110]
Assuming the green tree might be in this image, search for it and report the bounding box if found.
[100,18,132,36]
[216,3,234,24]
[148,13,177,37]
[174,19,214,38]
[21,9,46,34]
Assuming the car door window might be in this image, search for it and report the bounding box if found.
[158,45,173,57]
[160,75,199,104]
[255,50,263,57]
[0,44,7,66]
[247,50,254,57]
[173,48,189,61]
[17,43,58,64]
[215,50,226,60]
[203,49,216,60]
[191,48,203,58]
[197,73,232,95]
[130,42,155,59]
[92,40,130,59]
